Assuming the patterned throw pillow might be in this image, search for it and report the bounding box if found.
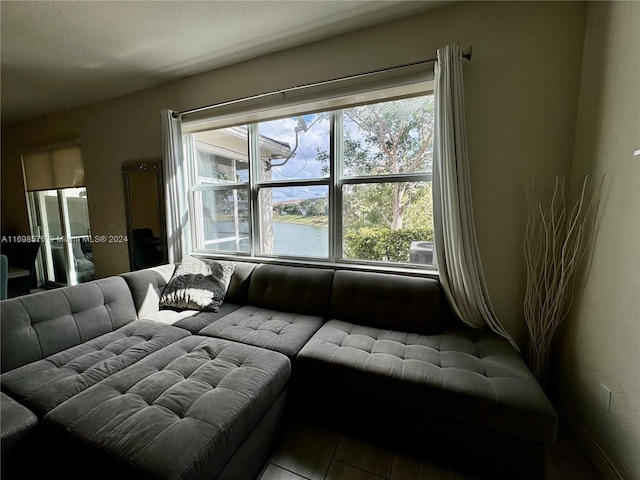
[159,256,235,312]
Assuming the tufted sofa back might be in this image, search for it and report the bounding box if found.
[0,276,137,373]
[248,264,335,318]
[121,262,445,332]
[330,270,443,334]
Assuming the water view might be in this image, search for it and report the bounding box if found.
[272,222,328,257]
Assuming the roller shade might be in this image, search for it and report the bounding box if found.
[22,145,84,192]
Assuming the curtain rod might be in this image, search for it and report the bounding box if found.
[173,46,472,119]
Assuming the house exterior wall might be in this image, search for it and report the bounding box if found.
[1,1,586,347]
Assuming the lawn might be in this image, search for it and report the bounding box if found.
[273,214,328,226]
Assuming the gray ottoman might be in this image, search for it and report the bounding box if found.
[1,392,37,459]
[45,336,291,480]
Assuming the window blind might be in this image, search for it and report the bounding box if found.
[21,144,84,192]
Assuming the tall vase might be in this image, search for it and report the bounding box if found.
[528,340,552,390]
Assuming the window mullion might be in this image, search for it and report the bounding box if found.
[191,183,247,192]
[331,110,343,262]
[254,178,329,189]
[184,134,199,253]
[248,124,261,257]
[341,173,432,185]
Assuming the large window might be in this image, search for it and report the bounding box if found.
[184,93,434,268]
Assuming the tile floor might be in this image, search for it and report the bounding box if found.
[257,420,601,480]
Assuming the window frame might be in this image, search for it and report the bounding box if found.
[183,85,436,273]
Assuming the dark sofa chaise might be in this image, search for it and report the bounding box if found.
[0,261,557,479]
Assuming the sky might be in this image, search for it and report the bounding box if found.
[258,113,330,202]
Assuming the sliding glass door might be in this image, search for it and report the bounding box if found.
[28,187,94,286]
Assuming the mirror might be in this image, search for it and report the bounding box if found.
[123,161,167,270]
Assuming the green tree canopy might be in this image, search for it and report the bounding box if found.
[319,95,434,231]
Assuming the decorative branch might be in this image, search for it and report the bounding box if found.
[523,174,602,388]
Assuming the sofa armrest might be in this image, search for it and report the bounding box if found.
[120,264,176,318]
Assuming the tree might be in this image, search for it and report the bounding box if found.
[318,96,434,231]
[316,96,435,262]
[345,96,433,229]
[307,198,327,217]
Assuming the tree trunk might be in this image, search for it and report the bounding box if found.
[391,183,405,230]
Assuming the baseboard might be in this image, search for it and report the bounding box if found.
[557,406,624,480]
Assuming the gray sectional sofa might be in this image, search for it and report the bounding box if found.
[0,261,558,479]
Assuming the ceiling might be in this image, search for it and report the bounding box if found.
[1,0,449,127]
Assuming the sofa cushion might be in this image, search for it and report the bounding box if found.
[297,320,557,446]
[1,276,138,373]
[159,256,235,312]
[248,264,334,317]
[45,336,291,480]
[0,320,190,416]
[0,392,38,459]
[330,270,441,334]
[198,305,324,357]
[141,302,243,334]
[121,262,257,318]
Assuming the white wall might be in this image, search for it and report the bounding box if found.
[0,1,587,347]
[553,2,640,478]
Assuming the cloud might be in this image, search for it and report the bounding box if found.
[270,185,328,202]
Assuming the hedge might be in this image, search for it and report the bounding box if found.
[344,227,433,262]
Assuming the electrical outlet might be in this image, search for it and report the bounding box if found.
[600,384,612,413]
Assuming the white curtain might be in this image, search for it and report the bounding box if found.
[432,45,518,350]
[161,109,190,264]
